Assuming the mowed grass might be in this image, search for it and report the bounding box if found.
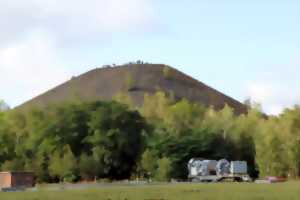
[0,182,299,200]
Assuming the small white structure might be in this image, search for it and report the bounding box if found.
[188,159,217,176]
[216,159,230,175]
[188,158,251,182]
[230,161,248,174]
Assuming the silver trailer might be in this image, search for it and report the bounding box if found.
[230,161,248,174]
[188,158,251,182]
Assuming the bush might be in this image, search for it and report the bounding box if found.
[154,157,172,182]
[125,73,134,90]
[141,149,158,178]
[63,172,78,183]
[163,66,171,79]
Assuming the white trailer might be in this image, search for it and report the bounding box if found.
[188,158,251,182]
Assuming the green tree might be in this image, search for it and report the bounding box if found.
[255,117,288,177]
[141,91,172,122]
[141,149,158,177]
[281,106,300,177]
[202,104,235,135]
[113,92,134,109]
[49,145,77,182]
[155,157,172,181]
[1,159,24,171]
[165,99,205,136]
[86,101,148,179]
[25,152,50,183]
[79,153,98,180]
[49,150,64,181]
[125,72,134,91]
[163,66,171,79]
[0,112,15,164]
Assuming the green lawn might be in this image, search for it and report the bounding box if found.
[0,182,299,200]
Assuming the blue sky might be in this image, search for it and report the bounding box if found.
[0,0,299,114]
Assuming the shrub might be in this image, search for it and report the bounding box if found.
[154,157,172,182]
[163,66,171,79]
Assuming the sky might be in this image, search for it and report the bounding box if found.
[0,0,299,115]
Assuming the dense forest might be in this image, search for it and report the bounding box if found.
[0,93,299,182]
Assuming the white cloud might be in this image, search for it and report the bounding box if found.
[246,81,300,115]
[247,83,272,103]
[0,30,71,106]
[0,0,153,45]
[0,0,153,106]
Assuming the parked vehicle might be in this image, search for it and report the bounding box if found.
[188,158,251,182]
[255,176,287,184]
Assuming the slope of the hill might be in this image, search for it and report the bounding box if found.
[18,64,248,115]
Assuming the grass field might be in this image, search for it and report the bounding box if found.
[0,182,299,200]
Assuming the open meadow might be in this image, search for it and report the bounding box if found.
[0,182,299,200]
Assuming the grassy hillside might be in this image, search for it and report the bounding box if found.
[19,64,247,115]
[0,182,299,200]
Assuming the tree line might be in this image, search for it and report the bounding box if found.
[0,93,299,182]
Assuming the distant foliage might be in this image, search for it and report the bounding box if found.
[254,106,300,178]
[0,101,148,182]
[125,60,151,65]
[163,66,171,79]
[113,92,134,109]
[78,153,98,180]
[141,149,158,178]
[49,145,77,182]
[125,72,135,91]
[0,95,300,182]
[155,157,172,181]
